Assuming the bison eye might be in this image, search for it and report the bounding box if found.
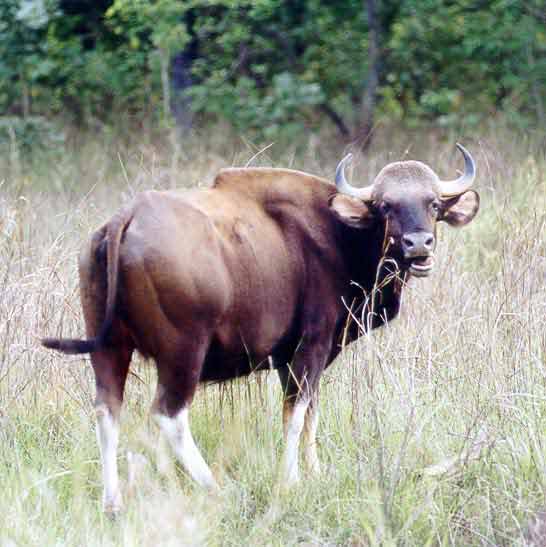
[380,201,391,215]
[430,201,440,215]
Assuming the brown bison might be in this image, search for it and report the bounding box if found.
[43,144,479,513]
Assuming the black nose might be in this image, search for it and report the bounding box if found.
[401,232,434,257]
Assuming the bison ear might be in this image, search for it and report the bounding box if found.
[329,194,375,229]
[440,190,480,227]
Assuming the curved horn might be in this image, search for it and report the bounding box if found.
[439,143,476,197]
[335,153,374,201]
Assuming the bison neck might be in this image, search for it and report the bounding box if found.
[336,223,403,346]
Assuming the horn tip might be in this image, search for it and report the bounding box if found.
[455,142,469,154]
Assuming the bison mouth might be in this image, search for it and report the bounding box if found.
[408,255,434,277]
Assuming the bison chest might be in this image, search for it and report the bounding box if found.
[340,279,403,345]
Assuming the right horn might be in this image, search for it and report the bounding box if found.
[439,143,476,197]
[335,153,374,201]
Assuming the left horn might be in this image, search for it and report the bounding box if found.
[439,143,476,197]
[335,153,374,201]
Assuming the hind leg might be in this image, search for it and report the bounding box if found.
[79,237,134,512]
[91,340,132,514]
[154,407,217,489]
[152,335,217,490]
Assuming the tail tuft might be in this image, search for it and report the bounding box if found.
[41,337,98,355]
[42,208,132,358]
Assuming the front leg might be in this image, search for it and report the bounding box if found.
[282,396,310,486]
[303,397,320,475]
[276,331,332,486]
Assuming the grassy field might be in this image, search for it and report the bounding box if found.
[0,124,545,546]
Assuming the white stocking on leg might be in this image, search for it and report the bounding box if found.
[281,398,310,486]
[96,404,122,513]
[155,407,217,490]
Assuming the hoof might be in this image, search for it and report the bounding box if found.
[306,461,321,477]
[127,451,149,497]
[273,473,299,500]
[282,471,300,490]
[206,480,220,493]
[103,491,123,517]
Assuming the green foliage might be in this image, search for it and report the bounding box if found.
[0,116,65,155]
[106,0,189,53]
[0,0,544,136]
[185,1,367,137]
[384,0,546,126]
[189,72,324,140]
[0,0,53,114]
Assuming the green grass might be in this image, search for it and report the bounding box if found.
[0,124,545,545]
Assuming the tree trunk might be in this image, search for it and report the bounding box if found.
[170,11,198,135]
[355,0,380,151]
[21,72,30,119]
[159,48,171,121]
[170,50,195,132]
[527,44,545,129]
[320,103,350,137]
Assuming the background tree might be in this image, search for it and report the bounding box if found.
[0,0,544,142]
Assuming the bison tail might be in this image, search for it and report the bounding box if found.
[41,336,99,354]
[42,207,133,358]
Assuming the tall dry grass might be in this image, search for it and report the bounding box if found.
[0,123,545,545]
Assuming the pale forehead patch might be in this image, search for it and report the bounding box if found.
[373,160,441,194]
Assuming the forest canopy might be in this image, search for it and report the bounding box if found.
[1,0,545,141]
